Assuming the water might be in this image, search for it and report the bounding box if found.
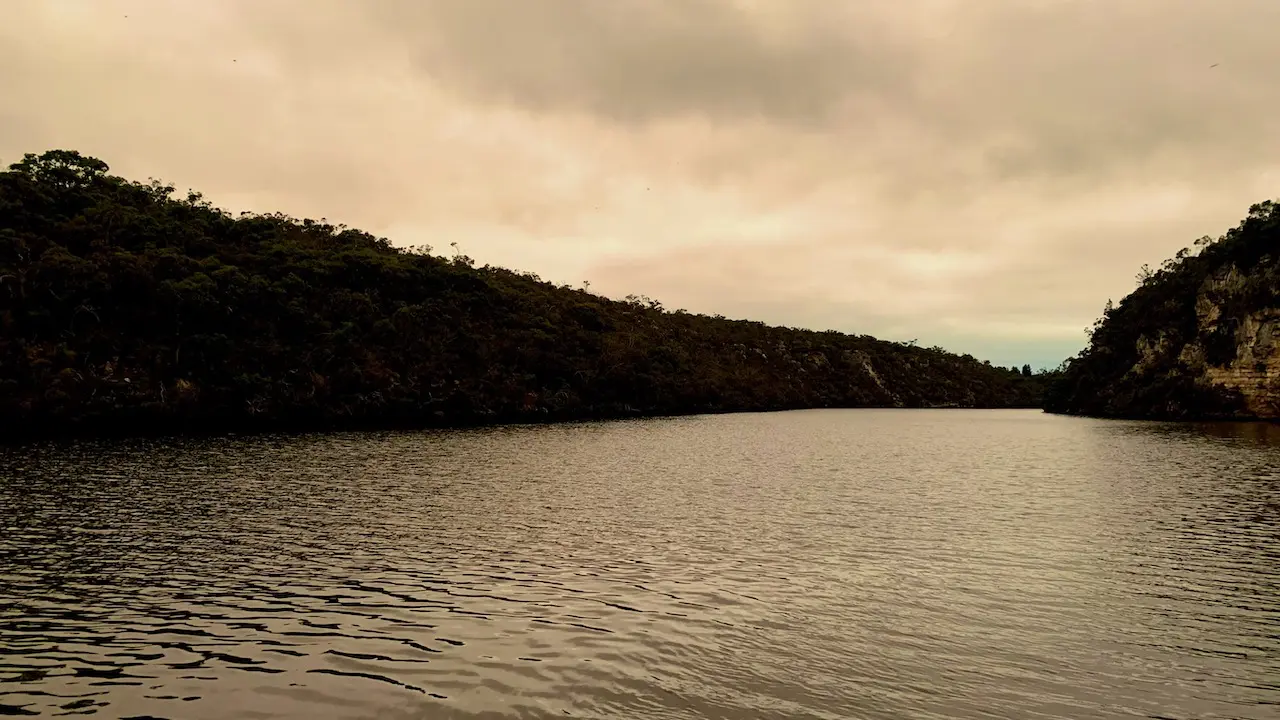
[1,409,1278,719]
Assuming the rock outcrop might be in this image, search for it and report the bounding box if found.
[1199,312,1280,417]
[1045,200,1280,419]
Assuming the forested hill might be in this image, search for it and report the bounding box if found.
[0,150,1046,438]
[1045,199,1280,419]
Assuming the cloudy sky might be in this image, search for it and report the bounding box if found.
[3,0,1278,368]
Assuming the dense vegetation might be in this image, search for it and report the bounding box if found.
[0,150,1048,438]
[1045,200,1280,418]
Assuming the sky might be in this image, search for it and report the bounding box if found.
[3,0,1278,370]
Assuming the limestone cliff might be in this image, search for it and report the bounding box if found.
[1045,200,1280,419]
[1195,271,1280,417]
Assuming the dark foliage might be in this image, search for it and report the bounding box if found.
[0,150,1047,438]
[1045,199,1280,419]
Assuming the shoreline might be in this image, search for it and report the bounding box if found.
[1,402,1047,445]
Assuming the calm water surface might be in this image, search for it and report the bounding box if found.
[2,409,1278,719]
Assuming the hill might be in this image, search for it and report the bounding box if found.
[0,150,1047,438]
[1045,199,1280,419]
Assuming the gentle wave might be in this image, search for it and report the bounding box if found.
[2,410,1278,719]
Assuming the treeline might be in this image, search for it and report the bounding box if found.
[1045,199,1280,418]
[0,150,1048,437]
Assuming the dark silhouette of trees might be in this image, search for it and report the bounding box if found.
[1045,199,1279,418]
[0,150,1048,438]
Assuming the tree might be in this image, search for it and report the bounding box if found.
[1046,198,1280,419]
[0,148,1051,437]
[9,149,109,189]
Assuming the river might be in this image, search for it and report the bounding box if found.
[2,409,1278,719]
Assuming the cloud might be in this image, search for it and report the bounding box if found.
[2,0,1278,369]
[361,0,916,125]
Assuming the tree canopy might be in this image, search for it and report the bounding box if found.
[0,150,1049,438]
[1045,200,1280,418]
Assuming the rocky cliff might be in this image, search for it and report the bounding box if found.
[1196,270,1280,417]
[1045,200,1280,419]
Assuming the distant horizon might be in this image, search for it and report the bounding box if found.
[3,146,1081,372]
[0,144,1095,371]
[4,0,1275,373]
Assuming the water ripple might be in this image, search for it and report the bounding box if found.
[2,410,1279,718]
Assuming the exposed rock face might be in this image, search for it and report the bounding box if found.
[1102,268,1280,419]
[1044,199,1280,420]
[1199,309,1280,417]
[1103,267,1280,418]
[1182,269,1280,417]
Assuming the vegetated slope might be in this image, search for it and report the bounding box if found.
[1045,199,1280,419]
[0,150,1045,437]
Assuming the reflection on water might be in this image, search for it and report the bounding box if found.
[2,409,1278,719]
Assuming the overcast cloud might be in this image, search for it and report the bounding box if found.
[3,0,1278,368]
